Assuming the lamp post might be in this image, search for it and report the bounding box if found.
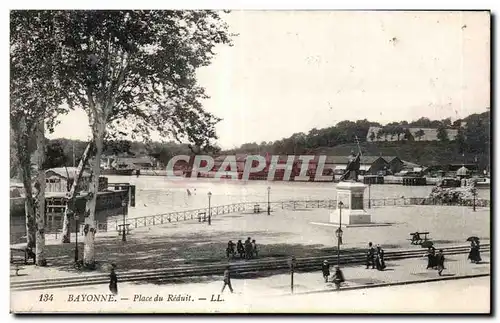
[267,186,271,215]
[288,256,297,294]
[336,201,344,268]
[472,187,477,212]
[208,192,212,225]
[73,211,79,263]
[368,183,371,209]
[122,200,128,242]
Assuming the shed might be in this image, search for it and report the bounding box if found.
[45,167,92,193]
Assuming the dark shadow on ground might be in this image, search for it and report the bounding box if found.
[41,230,371,275]
[130,262,371,286]
[432,240,457,245]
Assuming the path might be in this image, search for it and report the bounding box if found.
[10,252,490,313]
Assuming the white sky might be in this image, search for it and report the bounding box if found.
[46,11,490,149]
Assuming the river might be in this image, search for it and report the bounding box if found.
[105,175,491,219]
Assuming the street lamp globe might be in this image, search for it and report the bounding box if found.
[208,192,212,197]
[338,201,344,208]
[267,186,271,191]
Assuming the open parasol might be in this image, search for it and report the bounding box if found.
[466,236,480,242]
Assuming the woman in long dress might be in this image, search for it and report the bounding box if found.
[109,264,118,295]
[468,240,481,264]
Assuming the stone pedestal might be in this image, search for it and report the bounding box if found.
[330,181,371,225]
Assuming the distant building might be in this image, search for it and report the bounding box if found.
[102,156,156,171]
[381,156,405,174]
[45,167,109,193]
[45,167,92,193]
[322,155,389,176]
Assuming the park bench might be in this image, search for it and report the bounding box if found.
[10,247,35,265]
[253,204,261,213]
[117,224,132,236]
[409,232,431,245]
[10,264,24,276]
[198,212,207,222]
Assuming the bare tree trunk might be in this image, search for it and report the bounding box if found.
[13,117,36,250]
[34,120,47,266]
[83,119,105,269]
[61,142,93,243]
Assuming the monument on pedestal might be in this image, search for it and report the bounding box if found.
[330,150,371,226]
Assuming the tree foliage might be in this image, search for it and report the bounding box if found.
[48,10,232,150]
[43,140,68,169]
[436,124,449,142]
[10,10,69,252]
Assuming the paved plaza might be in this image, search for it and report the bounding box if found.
[11,204,489,284]
[11,253,490,313]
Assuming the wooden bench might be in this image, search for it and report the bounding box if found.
[253,204,261,213]
[11,265,24,276]
[198,212,206,222]
[117,224,132,236]
[409,232,430,245]
[10,247,35,265]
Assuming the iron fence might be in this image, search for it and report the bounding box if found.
[109,197,490,231]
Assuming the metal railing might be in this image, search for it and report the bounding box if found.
[109,197,490,231]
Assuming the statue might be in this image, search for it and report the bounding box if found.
[339,150,361,182]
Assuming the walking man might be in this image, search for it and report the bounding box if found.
[252,239,258,258]
[366,242,375,269]
[321,260,330,283]
[244,237,253,260]
[237,240,245,259]
[221,265,234,293]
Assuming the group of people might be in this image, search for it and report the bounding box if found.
[426,247,446,276]
[226,238,258,260]
[468,239,482,264]
[321,260,345,286]
[366,242,386,271]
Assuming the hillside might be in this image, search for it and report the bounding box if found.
[311,141,489,168]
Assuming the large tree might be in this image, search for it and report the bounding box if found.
[437,124,449,142]
[33,10,232,268]
[10,10,67,265]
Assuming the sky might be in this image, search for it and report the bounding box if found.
[46,11,490,149]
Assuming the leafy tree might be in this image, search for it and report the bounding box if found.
[455,127,466,154]
[44,141,69,169]
[403,128,414,141]
[437,125,449,142]
[415,129,425,141]
[376,129,383,141]
[441,118,452,127]
[369,131,376,142]
[25,10,232,268]
[409,117,432,128]
[394,125,405,141]
[10,10,69,264]
[103,139,133,156]
[464,113,488,154]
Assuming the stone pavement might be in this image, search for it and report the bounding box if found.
[11,251,490,294]
[10,205,490,276]
[10,252,490,313]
